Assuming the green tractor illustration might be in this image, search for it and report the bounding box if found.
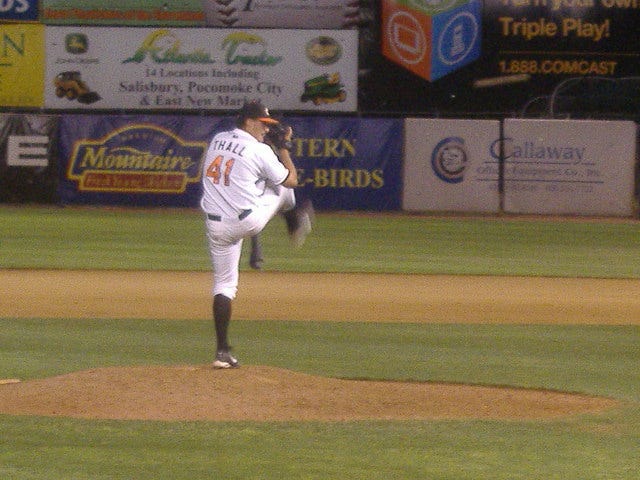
[54,71,101,104]
[300,73,347,106]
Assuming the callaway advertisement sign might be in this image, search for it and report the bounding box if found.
[402,118,500,213]
[503,119,637,216]
[45,27,357,112]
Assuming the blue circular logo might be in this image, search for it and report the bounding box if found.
[437,12,479,66]
[431,137,467,183]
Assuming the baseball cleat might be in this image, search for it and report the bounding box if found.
[249,234,264,270]
[290,200,315,248]
[213,350,240,369]
[249,257,263,270]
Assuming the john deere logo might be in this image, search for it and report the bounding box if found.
[65,34,88,54]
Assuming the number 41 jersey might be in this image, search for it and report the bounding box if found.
[200,127,289,217]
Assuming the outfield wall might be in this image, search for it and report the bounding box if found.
[0,113,637,216]
[402,118,501,214]
[403,117,638,217]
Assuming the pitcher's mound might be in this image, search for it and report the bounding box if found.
[0,365,617,421]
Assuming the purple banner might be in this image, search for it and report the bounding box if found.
[58,114,227,207]
[283,116,403,210]
[58,114,403,210]
[0,0,39,22]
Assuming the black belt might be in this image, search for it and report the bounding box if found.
[207,209,252,222]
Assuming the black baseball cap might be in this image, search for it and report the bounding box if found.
[237,100,279,124]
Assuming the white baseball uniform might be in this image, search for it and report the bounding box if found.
[201,127,296,299]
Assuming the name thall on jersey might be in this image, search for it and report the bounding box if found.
[209,139,246,156]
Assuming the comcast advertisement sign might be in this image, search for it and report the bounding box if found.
[377,0,640,115]
[482,0,639,79]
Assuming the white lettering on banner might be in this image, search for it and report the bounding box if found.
[0,0,30,14]
[7,135,48,167]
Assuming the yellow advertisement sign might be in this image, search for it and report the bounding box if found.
[0,24,44,108]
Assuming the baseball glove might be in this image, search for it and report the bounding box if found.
[264,122,292,151]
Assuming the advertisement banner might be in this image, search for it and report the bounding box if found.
[45,27,358,112]
[0,23,45,108]
[381,0,482,82]
[57,114,401,210]
[0,0,39,22]
[42,0,204,26]
[203,0,360,29]
[482,0,639,80]
[286,116,403,210]
[368,0,640,116]
[402,118,500,213]
[57,115,222,207]
[477,0,640,116]
[42,0,359,28]
[0,114,59,203]
[503,119,637,216]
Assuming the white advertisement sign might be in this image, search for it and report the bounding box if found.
[402,118,501,213]
[202,0,360,29]
[503,119,637,216]
[45,27,357,111]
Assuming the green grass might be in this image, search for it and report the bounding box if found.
[1,319,639,401]
[3,206,640,277]
[1,318,639,479]
[1,205,640,479]
[0,207,210,270]
[2,414,639,480]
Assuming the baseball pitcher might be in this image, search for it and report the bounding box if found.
[201,100,314,368]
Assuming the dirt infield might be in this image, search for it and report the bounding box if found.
[1,269,636,421]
